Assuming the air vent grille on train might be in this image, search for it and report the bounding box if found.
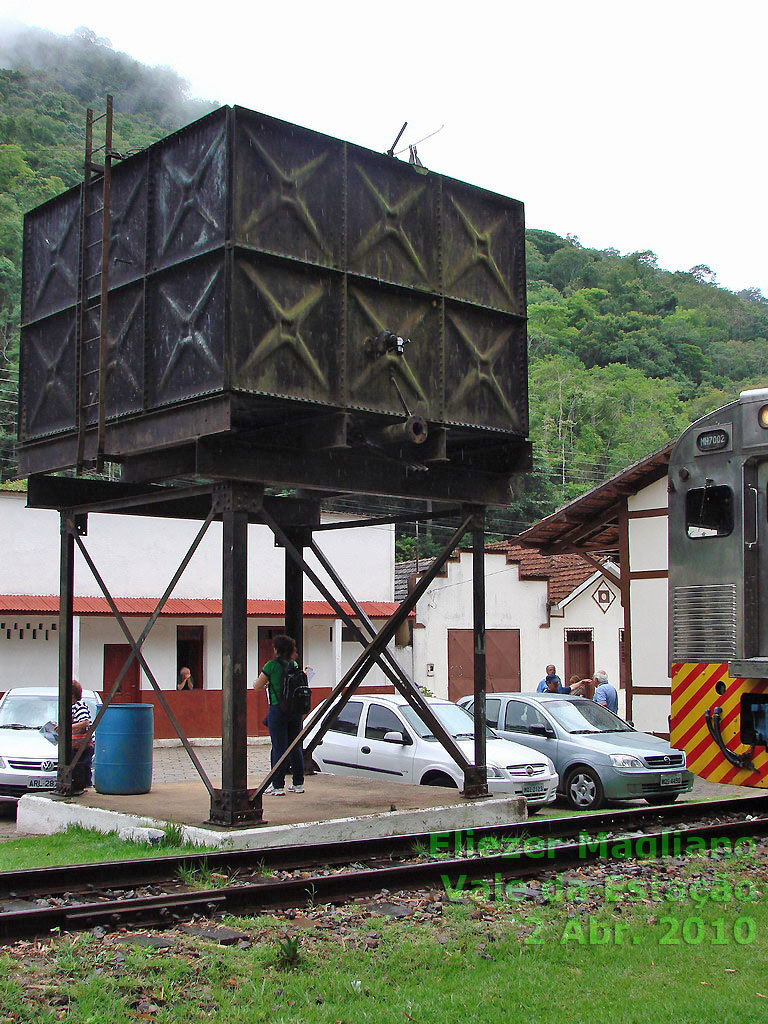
[671,584,737,661]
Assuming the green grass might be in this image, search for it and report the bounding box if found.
[0,825,208,871]
[0,851,766,1022]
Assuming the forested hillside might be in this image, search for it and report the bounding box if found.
[1,24,766,551]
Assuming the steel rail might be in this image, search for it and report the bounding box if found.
[1,794,766,900]
[1,813,767,940]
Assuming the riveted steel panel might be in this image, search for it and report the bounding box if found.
[151,108,228,272]
[442,179,525,316]
[232,254,339,405]
[346,281,439,417]
[22,190,81,324]
[147,255,226,408]
[100,155,149,293]
[233,108,343,268]
[347,151,437,291]
[444,301,528,432]
[20,308,77,438]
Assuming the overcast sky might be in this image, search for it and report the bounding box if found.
[3,0,766,294]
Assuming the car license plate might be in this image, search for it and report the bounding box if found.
[27,778,57,789]
[660,773,682,787]
[523,782,546,795]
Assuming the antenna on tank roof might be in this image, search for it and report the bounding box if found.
[386,121,408,157]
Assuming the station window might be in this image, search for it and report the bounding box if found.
[685,485,733,538]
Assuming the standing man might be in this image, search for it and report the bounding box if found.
[253,634,305,796]
[536,664,557,692]
[593,669,619,714]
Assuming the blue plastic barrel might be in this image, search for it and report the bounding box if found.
[93,704,153,794]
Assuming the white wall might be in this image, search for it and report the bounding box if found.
[626,476,670,732]
[410,551,623,698]
[0,617,61,690]
[0,493,394,602]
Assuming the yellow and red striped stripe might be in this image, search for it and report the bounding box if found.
[671,663,768,788]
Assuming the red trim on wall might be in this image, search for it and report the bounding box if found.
[102,685,397,739]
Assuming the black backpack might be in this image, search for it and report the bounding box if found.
[278,659,312,716]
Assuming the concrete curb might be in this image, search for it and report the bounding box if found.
[17,794,527,850]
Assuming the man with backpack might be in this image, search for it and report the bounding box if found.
[254,634,311,796]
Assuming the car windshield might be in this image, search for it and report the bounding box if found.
[400,703,496,741]
[541,700,634,734]
[0,695,99,729]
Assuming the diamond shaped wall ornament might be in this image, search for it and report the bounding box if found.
[592,583,617,614]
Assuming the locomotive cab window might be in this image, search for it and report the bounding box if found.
[685,486,733,538]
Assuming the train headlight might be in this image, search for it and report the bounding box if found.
[758,404,768,430]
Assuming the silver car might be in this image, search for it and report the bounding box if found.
[0,687,101,800]
[458,693,693,811]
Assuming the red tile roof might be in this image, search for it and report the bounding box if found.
[485,542,598,605]
[395,545,600,607]
[0,597,409,619]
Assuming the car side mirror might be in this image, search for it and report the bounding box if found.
[383,730,411,745]
[528,723,554,738]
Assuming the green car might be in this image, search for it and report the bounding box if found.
[458,693,693,811]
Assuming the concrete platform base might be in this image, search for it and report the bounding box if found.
[16,775,527,850]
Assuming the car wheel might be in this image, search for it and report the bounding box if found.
[420,771,458,788]
[565,766,605,811]
[645,793,679,805]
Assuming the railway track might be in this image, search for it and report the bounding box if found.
[1,793,767,941]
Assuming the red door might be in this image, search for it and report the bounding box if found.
[103,644,140,702]
[564,630,594,685]
[447,629,521,701]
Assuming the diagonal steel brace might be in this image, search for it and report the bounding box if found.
[252,511,473,802]
[301,533,474,770]
[71,528,216,796]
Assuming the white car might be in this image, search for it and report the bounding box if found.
[309,695,558,807]
[0,687,101,800]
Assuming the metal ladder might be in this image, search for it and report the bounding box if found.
[75,95,114,472]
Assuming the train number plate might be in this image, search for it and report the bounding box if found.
[523,783,546,795]
[27,778,57,789]
[660,773,682,787]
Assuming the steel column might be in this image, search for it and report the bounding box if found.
[212,486,260,825]
[284,529,305,659]
[56,513,81,795]
[465,507,489,797]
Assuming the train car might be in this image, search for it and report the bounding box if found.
[669,386,768,787]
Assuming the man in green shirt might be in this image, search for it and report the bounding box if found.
[254,634,305,796]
